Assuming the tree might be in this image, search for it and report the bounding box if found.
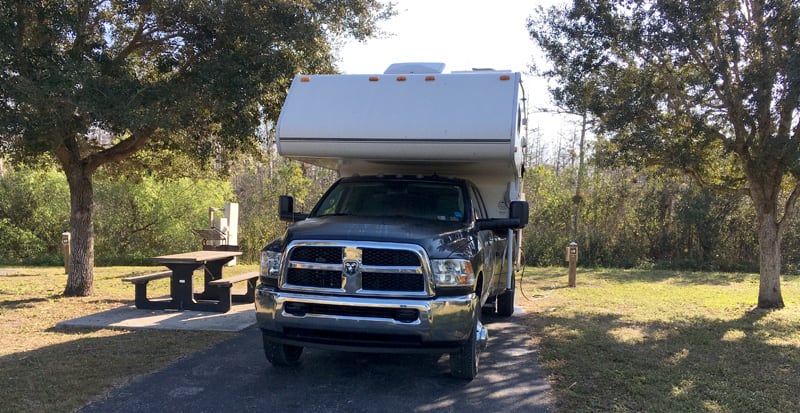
[528,4,603,240]
[0,0,393,296]
[530,0,800,308]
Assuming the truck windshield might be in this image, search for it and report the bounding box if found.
[313,180,466,222]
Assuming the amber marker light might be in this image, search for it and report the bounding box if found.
[499,74,511,81]
[368,76,379,82]
[425,76,436,81]
[300,76,311,82]
[396,76,407,81]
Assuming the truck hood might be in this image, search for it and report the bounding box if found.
[284,216,474,259]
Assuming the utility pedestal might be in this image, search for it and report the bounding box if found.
[566,241,578,287]
[62,231,71,274]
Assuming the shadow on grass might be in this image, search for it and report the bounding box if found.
[591,268,754,285]
[0,294,61,309]
[521,308,799,412]
[0,272,43,278]
[0,328,232,413]
[0,295,132,311]
[531,266,800,286]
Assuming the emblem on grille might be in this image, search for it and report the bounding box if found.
[343,246,362,276]
[344,261,359,275]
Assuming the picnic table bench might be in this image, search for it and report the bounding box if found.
[122,250,257,313]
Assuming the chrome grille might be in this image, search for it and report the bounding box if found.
[285,268,341,289]
[282,242,429,296]
[362,248,420,266]
[290,246,341,264]
[362,272,424,291]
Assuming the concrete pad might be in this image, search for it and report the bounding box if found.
[56,303,256,332]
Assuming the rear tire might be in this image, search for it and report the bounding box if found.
[449,315,480,380]
[262,333,303,366]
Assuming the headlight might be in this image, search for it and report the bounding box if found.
[260,249,281,280]
[431,259,475,287]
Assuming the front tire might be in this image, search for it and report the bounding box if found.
[450,315,481,380]
[262,333,303,366]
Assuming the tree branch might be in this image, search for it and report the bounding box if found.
[778,179,800,233]
[686,167,749,196]
[112,0,153,64]
[86,127,157,171]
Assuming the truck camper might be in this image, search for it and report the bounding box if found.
[255,62,529,379]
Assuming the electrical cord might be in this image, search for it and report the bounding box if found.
[518,249,546,301]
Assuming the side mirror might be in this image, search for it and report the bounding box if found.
[279,195,308,222]
[509,201,529,228]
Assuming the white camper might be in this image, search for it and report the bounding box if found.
[276,64,526,217]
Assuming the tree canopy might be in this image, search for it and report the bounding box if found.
[529,0,800,308]
[0,0,394,295]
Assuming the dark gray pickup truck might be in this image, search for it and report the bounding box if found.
[255,174,527,379]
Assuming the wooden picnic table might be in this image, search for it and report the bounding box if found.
[124,250,257,313]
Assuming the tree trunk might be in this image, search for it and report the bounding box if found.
[571,111,587,241]
[756,208,784,309]
[63,165,95,297]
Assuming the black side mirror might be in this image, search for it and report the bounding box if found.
[279,195,308,222]
[509,201,529,228]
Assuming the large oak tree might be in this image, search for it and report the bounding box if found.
[529,0,800,308]
[0,0,393,296]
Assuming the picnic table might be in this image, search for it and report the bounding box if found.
[123,250,257,313]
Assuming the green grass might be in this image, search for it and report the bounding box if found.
[0,265,258,413]
[518,268,800,413]
[3,265,798,412]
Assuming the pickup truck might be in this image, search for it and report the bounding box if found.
[254,63,529,379]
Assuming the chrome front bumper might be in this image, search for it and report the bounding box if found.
[255,285,478,351]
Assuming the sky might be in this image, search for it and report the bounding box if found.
[336,0,571,153]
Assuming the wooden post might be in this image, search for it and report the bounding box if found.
[566,242,578,287]
[62,231,71,274]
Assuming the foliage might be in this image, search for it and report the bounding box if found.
[0,166,69,263]
[521,163,772,273]
[0,0,394,160]
[0,166,233,265]
[523,165,572,266]
[0,0,393,295]
[93,172,233,265]
[0,218,48,264]
[232,156,336,262]
[528,0,800,308]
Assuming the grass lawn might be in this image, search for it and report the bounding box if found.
[2,265,798,412]
[518,267,800,413]
[0,264,257,413]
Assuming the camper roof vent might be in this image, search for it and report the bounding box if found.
[384,62,446,74]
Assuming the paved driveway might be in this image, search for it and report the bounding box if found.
[78,311,551,412]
